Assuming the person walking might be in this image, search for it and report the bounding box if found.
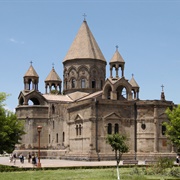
[13,153,16,165]
[32,154,37,167]
[19,153,24,164]
[176,154,179,166]
[28,152,32,163]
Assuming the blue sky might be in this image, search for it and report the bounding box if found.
[0,0,180,111]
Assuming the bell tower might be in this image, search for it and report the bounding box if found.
[109,46,125,79]
[23,61,39,92]
[45,64,62,94]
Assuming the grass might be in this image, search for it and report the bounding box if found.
[0,167,180,180]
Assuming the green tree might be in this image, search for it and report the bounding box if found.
[0,92,25,154]
[106,133,129,180]
[164,105,180,152]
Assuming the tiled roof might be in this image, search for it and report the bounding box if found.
[24,65,39,77]
[63,20,106,62]
[110,49,124,63]
[67,91,89,101]
[77,91,102,101]
[45,67,61,82]
[129,76,139,88]
[43,94,73,102]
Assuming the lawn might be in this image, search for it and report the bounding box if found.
[0,167,180,180]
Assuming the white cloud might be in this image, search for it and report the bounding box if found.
[9,38,25,44]
[9,38,17,43]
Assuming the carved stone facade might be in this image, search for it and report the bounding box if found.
[15,20,175,160]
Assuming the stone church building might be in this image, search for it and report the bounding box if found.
[15,19,175,160]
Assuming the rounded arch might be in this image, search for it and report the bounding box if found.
[116,85,128,100]
[103,83,113,99]
[27,97,40,105]
[79,76,88,88]
[67,66,77,75]
[89,66,99,77]
[19,96,24,105]
[113,79,132,100]
[77,65,89,73]
[52,104,55,114]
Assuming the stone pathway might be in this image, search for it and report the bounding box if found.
[0,156,146,168]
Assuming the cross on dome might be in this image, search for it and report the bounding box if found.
[161,84,164,92]
[52,63,55,69]
[83,13,87,21]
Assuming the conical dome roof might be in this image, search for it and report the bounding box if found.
[110,48,125,63]
[63,20,106,62]
[24,64,39,78]
[129,75,139,88]
[45,67,61,82]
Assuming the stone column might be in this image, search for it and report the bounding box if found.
[110,67,113,78]
[111,90,117,100]
[115,68,119,78]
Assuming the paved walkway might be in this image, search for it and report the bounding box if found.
[0,157,146,168]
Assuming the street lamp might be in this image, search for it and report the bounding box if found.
[37,126,42,168]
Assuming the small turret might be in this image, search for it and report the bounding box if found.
[23,61,39,92]
[45,64,62,94]
[109,46,125,79]
[129,74,140,100]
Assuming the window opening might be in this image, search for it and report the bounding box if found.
[81,79,85,88]
[56,133,58,143]
[114,123,119,134]
[72,79,76,88]
[162,124,166,135]
[92,80,96,88]
[107,123,112,134]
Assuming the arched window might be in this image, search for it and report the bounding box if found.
[116,86,127,100]
[107,123,112,134]
[79,124,82,135]
[62,132,65,142]
[28,97,40,105]
[92,80,96,88]
[76,125,78,136]
[49,134,51,144]
[162,124,166,135]
[81,79,85,88]
[72,79,76,88]
[114,123,119,134]
[52,104,55,114]
[19,97,24,105]
[28,79,32,90]
[56,133,58,143]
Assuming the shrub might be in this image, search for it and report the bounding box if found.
[168,167,180,177]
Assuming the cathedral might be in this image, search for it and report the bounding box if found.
[15,19,175,161]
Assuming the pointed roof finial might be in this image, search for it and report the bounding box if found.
[116,45,118,51]
[161,84,164,92]
[161,84,165,101]
[52,62,55,69]
[83,13,87,21]
[30,61,33,66]
[132,73,134,77]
